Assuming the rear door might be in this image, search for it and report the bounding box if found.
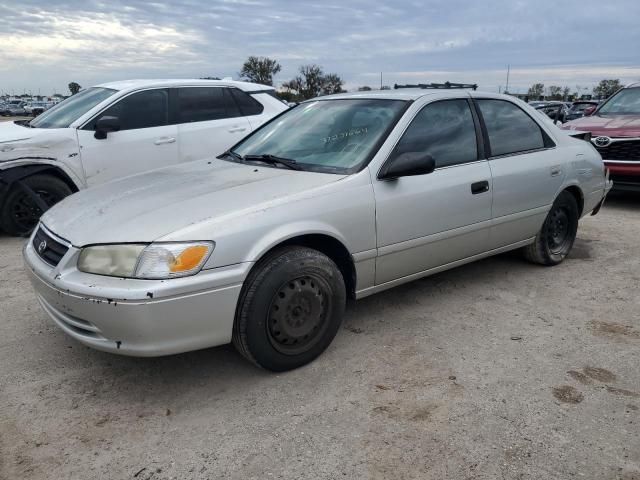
[176,87,251,163]
[373,98,493,285]
[473,97,564,247]
[77,88,178,186]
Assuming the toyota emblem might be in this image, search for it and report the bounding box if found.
[593,136,612,148]
[38,240,47,254]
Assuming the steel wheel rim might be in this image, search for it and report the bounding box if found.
[266,275,332,355]
[546,206,571,254]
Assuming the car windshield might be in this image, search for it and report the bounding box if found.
[30,87,117,129]
[598,88,640,115]
[230,99,407,174]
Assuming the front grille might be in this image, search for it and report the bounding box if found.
[33,227,69,267]
[595,139,640,161]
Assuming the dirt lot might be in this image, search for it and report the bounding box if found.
[1,193,639,480]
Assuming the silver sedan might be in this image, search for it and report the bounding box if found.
[24,88,611,371]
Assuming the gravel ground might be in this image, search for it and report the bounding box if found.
[1,193,639,480]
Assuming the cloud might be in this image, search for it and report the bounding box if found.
[0,0,638,95]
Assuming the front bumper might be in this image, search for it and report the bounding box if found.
[604,161,640,192]
[24,231,250,356]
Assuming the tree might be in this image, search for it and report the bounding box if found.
[547,85,562,100]
[283,65,345,100]
[562,86,571,101]
[527,83,545,99]
[593,79,622,99]
[239,56,281,86]
[68,82,81,95]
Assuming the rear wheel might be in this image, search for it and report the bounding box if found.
[233,246,346,371]
[523,191,579,265]
[0,174,72,236]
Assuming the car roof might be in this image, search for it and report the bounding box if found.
[94,78,274,93]
[307,88,504,102]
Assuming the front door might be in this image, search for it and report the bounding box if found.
[77,88,178,186]
[373,98,493,285]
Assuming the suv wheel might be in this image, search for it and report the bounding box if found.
[233,246,346,371]
[523,191,579,266]
[0,174,72,236]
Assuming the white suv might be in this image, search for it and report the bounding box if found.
[0,79,288,235]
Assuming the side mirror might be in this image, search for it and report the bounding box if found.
[583,106,596,116]
[379,152,436,180]
[94,115,120,139]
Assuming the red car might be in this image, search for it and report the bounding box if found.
[562,83,640,191]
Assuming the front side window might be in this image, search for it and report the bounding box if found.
[231,99,407,174]
[390,99,478,168]
[30,87,117,129]
[89,89,169,131]
[598,88,640,115]
[177,87,241,123]
[477,99,545,156]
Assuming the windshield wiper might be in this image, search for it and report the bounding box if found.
[243,154,303,171]
[218,149,244,162]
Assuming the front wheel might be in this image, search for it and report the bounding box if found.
[523,191,579,265]
[0,174,72,236]
[233,246,346,371]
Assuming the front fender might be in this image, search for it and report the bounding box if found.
[246,221,352,264]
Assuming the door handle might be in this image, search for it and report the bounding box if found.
[471,180,490,195]
[550,166,562,177]
[154,137,176,145]
[228,126,247,133]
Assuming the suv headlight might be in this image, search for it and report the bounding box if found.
[77,242,214,279]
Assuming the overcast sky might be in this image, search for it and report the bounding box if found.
[1,0,639,96]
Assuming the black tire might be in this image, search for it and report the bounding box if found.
[523,191,579,266]
[233,246,346,371]
[0,174,72,236]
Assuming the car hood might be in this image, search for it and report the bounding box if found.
[0,120,38,144]
[42,159,347,246]
[563,115,640,137]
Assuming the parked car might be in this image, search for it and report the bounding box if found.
[562,82,640,191]
[535,103,569,124]
[24,88,611,371]
[566,101,600,121]
[0,79,288,235]
[24,101,54,116]
[0,102,27,116]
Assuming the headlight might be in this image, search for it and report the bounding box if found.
[78,242,214,279]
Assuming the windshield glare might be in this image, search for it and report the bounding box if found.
[598,88,640,115]
[231,99,407,174]
[30,87,117,129]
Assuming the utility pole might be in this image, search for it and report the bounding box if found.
[380,72,382,90]
[505,64,510,94]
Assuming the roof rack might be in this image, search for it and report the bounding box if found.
[394,82,478,91]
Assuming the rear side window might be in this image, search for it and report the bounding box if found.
[177,87,242,123]
[477,99,545,156]
[230,89,264,116]
[100,89,169,130]
[391,99,478,168]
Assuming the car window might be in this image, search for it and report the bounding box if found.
[477,99,545,156]
[391,99,478,168]
[229,89,264,116]
[177,87,241,123]
[598,88,640,115]
[95,89,169,131]
[232,99,407,174]
[30,87,117,129]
